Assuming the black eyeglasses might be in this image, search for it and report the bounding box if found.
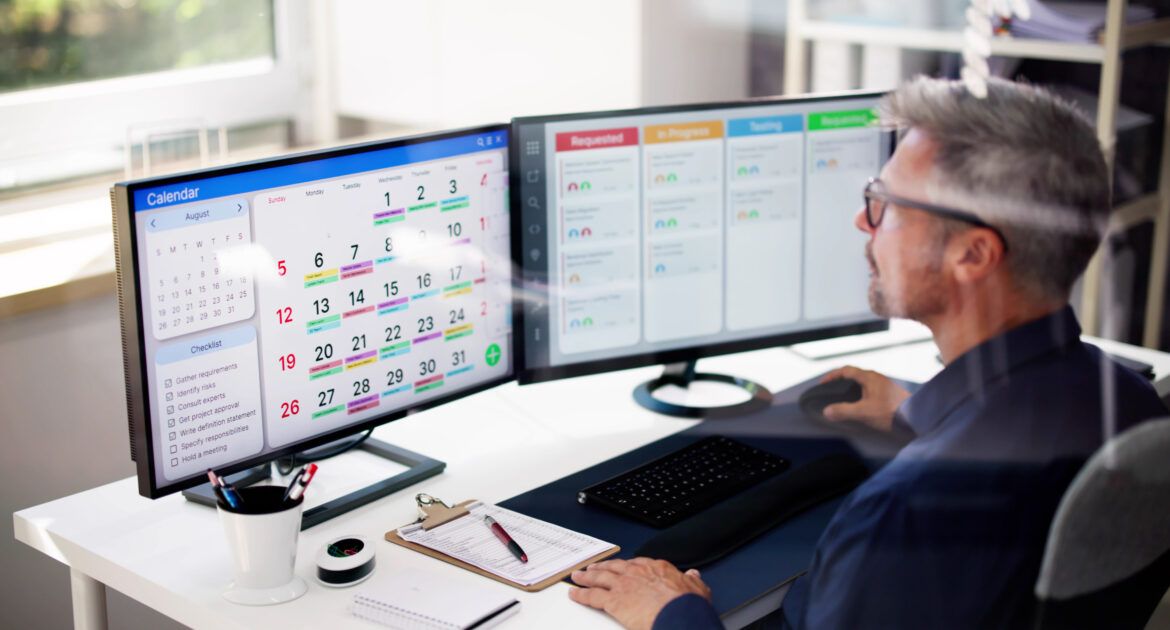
[863,178,1009,252]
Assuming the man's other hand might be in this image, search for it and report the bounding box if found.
[569,558,711,630]
[819,366,911,432]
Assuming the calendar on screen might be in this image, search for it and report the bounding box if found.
[126,129,512,484]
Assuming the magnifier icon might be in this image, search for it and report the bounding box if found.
[476,138,485,147]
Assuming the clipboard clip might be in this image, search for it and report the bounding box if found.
[414,493,474,531]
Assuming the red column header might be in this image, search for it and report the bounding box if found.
[555,127,639,152]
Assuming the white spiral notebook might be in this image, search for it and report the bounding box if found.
[350,570,520,630]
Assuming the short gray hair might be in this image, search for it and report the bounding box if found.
[880,76,1109,300]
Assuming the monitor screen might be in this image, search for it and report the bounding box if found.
[113,126,513,497]
[512,93,892,383]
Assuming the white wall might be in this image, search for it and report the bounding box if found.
[333,0,643,127]
[333,0,753,128]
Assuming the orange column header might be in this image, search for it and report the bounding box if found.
[643,121,724,144]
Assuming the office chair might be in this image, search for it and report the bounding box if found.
[1033,418,1170,629]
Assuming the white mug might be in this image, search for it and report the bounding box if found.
[217,485,308,605]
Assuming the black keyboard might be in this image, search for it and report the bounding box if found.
[577,436,789,527]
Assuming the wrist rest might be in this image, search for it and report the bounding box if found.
[632,453,870,570]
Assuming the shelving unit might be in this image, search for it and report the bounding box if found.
[785,0,1170,348]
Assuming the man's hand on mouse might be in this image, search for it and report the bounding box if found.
[820,366,911,432]
[569,558,711,630]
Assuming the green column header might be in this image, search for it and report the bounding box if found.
[808,109,878,131]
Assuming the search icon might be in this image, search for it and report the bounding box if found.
[476,138,484,147]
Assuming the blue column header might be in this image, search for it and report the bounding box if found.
[727,115,803,137]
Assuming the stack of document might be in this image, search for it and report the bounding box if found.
[1005,1,1154,42]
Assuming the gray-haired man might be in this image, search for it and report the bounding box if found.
[568,77,1168,629]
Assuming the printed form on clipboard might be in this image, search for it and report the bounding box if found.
[389,500,619,590]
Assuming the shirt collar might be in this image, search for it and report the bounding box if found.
[897,305,1082,436]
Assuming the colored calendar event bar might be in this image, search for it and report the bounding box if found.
[441,196,469,212]
[382,383,412,397]
[313,404,344,419]
[343,305,375,319]
[414,375,444,393]
[643,121,724,144]
[307,314,341,334]
[447,365,474,377]
[374,208,405,225]
[347,394,379,414]
[341,261,373,279]
[412,289,439,301]
[380,341,411,358]
[309,360,343,380]
[345,350,378,370]
[443,281,471,296]
[378,297,409,314]
[133,130,507,209]
[304,269,339,288]
[556,127,638,152]
[413,331,442,345]
[444,323,474,341]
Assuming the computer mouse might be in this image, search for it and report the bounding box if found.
[799,378,863,420]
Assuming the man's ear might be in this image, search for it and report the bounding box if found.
[949,227,1004,285]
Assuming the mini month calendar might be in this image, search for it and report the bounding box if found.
[143,198,255,340]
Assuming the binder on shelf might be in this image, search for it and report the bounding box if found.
[385,496,619,592]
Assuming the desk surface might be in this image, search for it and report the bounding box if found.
[15,324,1170,630]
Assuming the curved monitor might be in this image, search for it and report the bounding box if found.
[113,126,513,498]
[511,92,891,384]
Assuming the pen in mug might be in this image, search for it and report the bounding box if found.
[206,470,228,505]
[281,465,306,503]
[207,469,239,509]
[286,463,318,503]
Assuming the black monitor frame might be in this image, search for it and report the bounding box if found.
[113,124,513,499]
[510,90,891,386]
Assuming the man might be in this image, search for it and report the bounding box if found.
[568,76,1168,629]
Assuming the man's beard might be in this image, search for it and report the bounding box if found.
[866,242,947,321]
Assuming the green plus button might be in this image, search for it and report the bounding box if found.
[484,343,501,367]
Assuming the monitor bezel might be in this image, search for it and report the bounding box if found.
[114,124,514,499]
[510,90,890,385]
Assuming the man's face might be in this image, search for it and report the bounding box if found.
[856,129,950,321]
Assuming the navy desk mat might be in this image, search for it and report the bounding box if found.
[499,373,920,617]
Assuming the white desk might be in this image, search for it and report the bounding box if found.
[15,327,1170,630]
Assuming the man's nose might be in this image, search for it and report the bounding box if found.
[854,205,873,235]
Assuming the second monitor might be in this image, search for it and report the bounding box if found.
[512,92,892,417]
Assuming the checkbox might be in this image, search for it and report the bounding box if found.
[170,445,178,454]
[169,432,176,440]
[167,405,174,414]
[165,392,173,401]
[168,419,175,428]
[170,458,178,467]
[164,378,173,387]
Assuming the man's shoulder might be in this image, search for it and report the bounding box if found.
[983,341,1166,423]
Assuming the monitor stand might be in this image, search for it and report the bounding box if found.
[181,438,444,529]
[632,360,773,419]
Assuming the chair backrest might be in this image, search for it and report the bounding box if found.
[1035,417,1170,601]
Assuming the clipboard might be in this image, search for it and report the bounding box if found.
[385,497,620,592]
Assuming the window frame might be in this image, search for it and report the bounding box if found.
[0,0,312,173]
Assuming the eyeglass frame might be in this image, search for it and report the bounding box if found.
[863,177,1009,253]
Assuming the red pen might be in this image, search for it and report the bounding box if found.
[484,515,528,563]
[286,463,317,502]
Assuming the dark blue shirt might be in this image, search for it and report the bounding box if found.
[654,307,1167,630]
